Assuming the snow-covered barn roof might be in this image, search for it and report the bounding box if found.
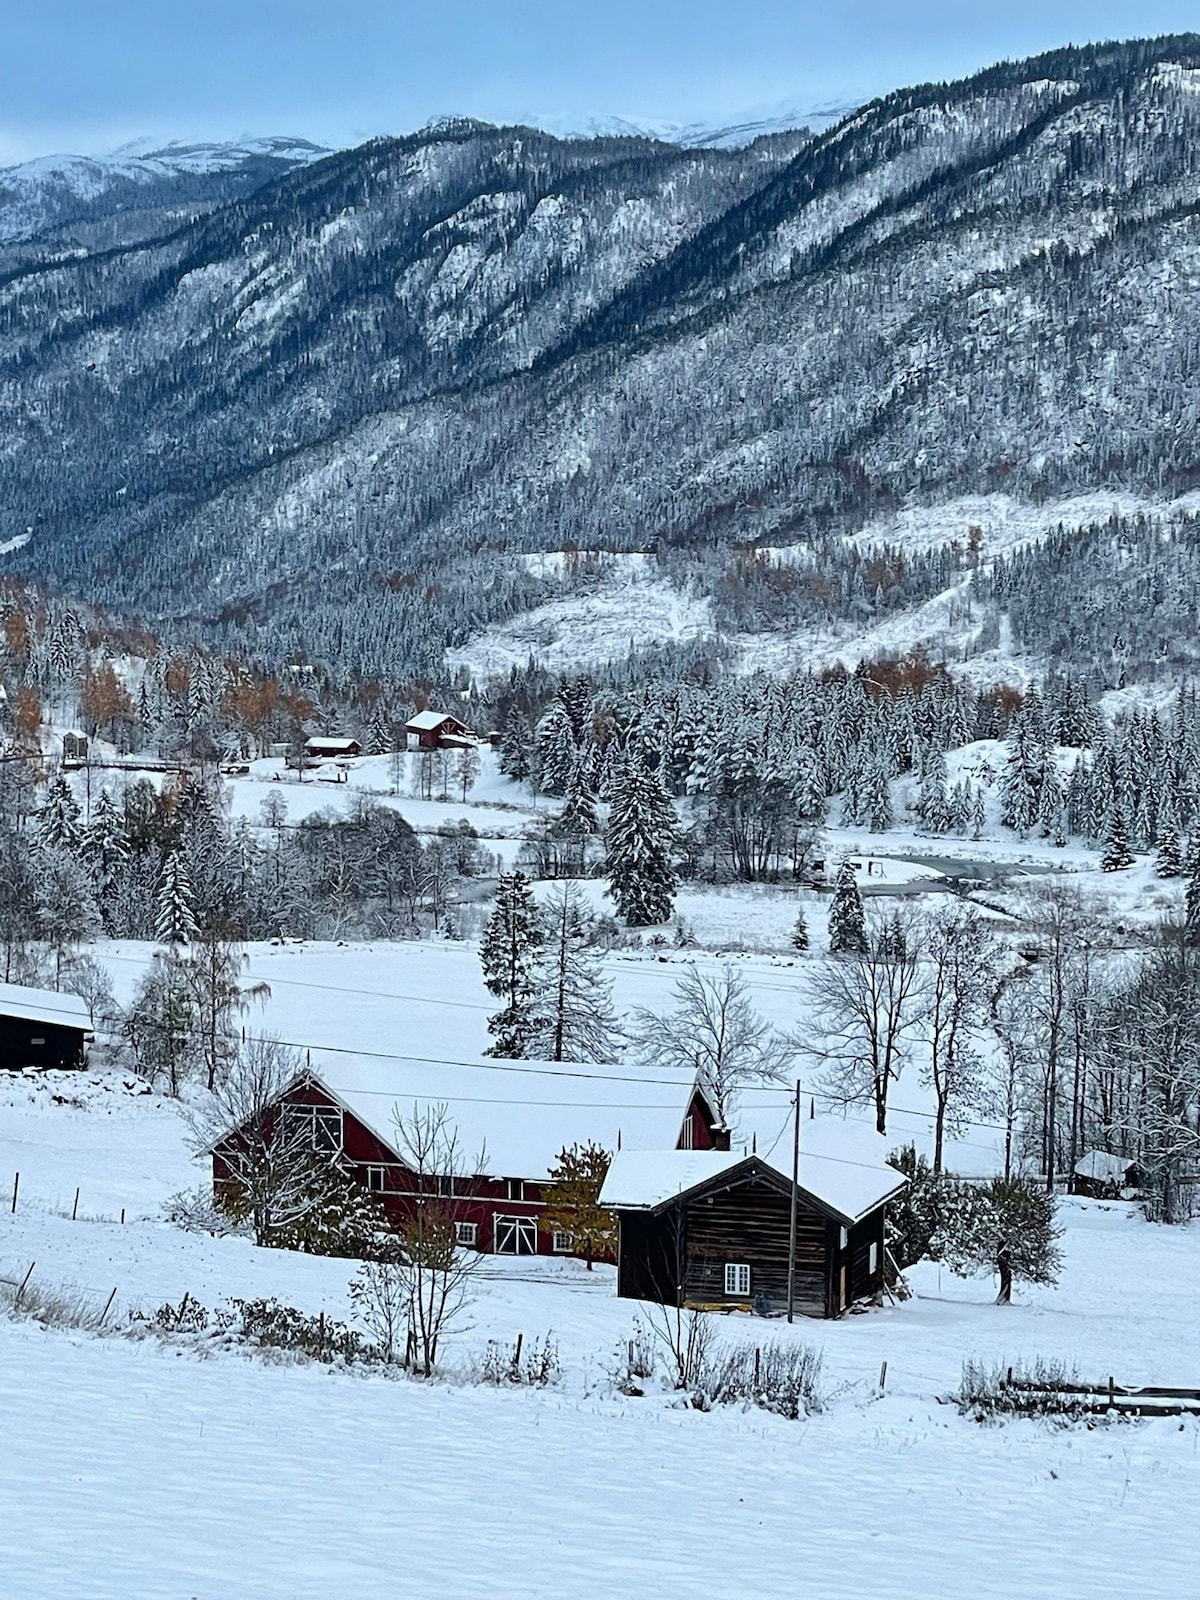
[1073,1150,1136,1183]
[600,1110,907,1225]
[0,982,92,1034]
[405,710,463,731]
[273,1056,708,1182]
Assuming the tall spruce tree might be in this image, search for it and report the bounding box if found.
[1100,807,1134,872]
[828,860,867,954]
[480,871,545,1058]
[605,758,677,927]
[530,882,619,1063]
[156,849,199,945]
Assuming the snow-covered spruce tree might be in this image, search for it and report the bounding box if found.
[863,758,893,833]
[827,860,867,955]
[530,881,619,1063]
[1100,807,1134,872]
[539,1142,616,1269]
[37,773,83,855]
[552,761,600,875]
[156,848,200,944]
[366,704,392,757]
[885,1144,945,1270]
[1156,832,1184,879]
[480,870,545,1058]
[498,709,534,783]
[605,757,678,927]
[1187,843,1200,947]
[791,908,810,952]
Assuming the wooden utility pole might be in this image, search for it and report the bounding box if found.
[786,1078,801,1324]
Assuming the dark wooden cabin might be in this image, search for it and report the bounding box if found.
[601,1147,906,1318]
[0,983,93,1070]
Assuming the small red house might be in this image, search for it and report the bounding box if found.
[211,1056,723,1259]
[405,711,472,751]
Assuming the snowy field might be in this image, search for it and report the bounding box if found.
[2,1056,1199,1600]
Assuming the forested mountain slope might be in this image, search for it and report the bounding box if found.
[3,35,1200,682]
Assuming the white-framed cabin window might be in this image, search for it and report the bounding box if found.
[366,1165,385,1193]
[279,1103,343,1153]
[724,1263,751,1297]
[839,1226,849,1251]
[869,1241,879,1275]
[506,1178,524,1201]
[551,1230,573,1253]
[455,1221,478,1246]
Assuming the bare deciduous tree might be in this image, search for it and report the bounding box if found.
[631,962,793,1125]
[389,1101,484,1376]
[924,906,1002,1172]
[191,1035,331,1246]
[809,910,927,1135]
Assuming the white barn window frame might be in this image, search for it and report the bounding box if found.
[279,1103,343,1153]
[455,1221,478,1246]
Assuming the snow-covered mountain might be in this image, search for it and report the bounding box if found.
[0,136,328,253]
[2,35,1200,687]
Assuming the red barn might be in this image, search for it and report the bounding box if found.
[210,1055,723,1260]
[405,710,472,751]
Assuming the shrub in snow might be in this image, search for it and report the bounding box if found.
[700,1341,826,1420]
[227,1297,375,1365]
[474,1334,560,1388]
[955,1357,1084,1424]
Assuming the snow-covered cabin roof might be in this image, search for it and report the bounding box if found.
[269,1056,708,1182]
[600,1109,907,1225]
[1073,1150,1136,1183]
[405,710,464,731]
[0,983,92,1033]
[304,737,360,753]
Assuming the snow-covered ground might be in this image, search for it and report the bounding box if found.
[447,489,1200,690]
[2,1059,1198,1600]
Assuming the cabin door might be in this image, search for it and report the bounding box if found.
[493,1215,538,1255]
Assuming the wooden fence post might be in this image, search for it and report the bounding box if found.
[72,1187,80,1222]
[99,1288,118,1326]
[879,1360,888,1393]
[10,1172,18,1214]
[15,1261,34,1305]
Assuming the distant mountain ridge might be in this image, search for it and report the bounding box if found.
[2,35,1200,685]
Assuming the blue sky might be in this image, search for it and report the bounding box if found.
[2,1,1198,163]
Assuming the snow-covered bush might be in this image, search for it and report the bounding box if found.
[474,1334,560,1388]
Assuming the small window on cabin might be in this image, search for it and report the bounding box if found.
[679,1116,694,1150]
[506,1178,524,1202]
[839,1226,849,1251]
[552,1231,573,1253]
[869,1241,879,1275]
[455,1221,478,1246]
[367,1165,385,1193]
[30,1038,45,1047]
[724,1263,751,1297]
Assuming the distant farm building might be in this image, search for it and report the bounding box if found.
[210,1057,722,1260]
[304,737,362,760]
[0,983,93,1070]
[61,731,89,767]
[1070,1150,1140,1199]
[405,711,472,751]
[600,1117,906,1319]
